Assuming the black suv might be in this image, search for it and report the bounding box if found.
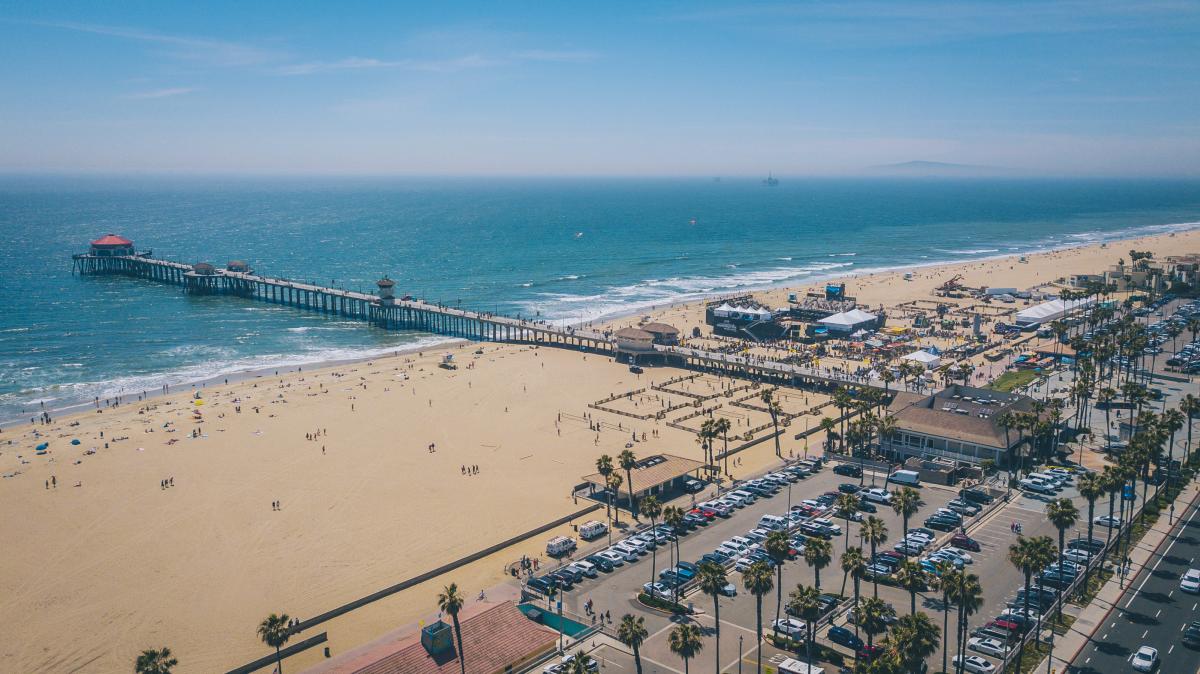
[959,488,994,505]
[833,463,863,478]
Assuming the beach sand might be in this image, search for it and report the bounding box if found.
[0,229,1195,673]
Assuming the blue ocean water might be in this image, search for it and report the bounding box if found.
[2,176,1199,421]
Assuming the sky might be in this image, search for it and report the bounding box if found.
[1,1,1198,176]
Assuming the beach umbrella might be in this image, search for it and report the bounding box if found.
[35,442,48,450]
[70,439,81,445]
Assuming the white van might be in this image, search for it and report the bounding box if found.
[759,514,788,531]
[778,657,825,674]
[579,520,608,540]
[1028,473,1063,488]
[546,536,577,556]
[730,489,757,504]
[888,470,921,486]
[567,560,598,578]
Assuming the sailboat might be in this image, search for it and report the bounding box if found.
[763,172,779,186]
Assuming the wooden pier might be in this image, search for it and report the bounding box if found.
[72,235,884,390]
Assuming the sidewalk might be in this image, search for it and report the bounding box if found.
[1034,478,1200,674]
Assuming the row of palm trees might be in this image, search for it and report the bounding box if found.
[134,610,303,674]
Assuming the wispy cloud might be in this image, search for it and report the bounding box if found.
[278,49,596,76]
[124,87,195,100]
[16,19,284,66]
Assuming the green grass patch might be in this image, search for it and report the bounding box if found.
[1050,614,1076,636]
[987,370,1040,392]
[636,592,688,614]
[1010,640,1051,674]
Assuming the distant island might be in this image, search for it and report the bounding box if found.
[864,160,1015,177]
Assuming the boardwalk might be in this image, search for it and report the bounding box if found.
[72,246,884,390]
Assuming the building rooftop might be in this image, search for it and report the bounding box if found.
[91,234,133,247]
[614,327,654,340]
[889,385,1037,449]
[313,601,556,674]
[641,322,680,336]
[582,453,706,497]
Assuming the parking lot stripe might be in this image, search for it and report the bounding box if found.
[639,654,685,674]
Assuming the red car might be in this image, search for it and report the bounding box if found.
[857,645,885,662]
[692,507,716,519]
[951,533,982,552]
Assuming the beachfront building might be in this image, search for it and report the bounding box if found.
[580,453,706,504]
[226,260,252,273]
[614,322,682,362]
[313,600,558,674]
[377,276,396,304]
[707,298,788,341]
[641,322,680,345]
[89,233,135,257]
[881,385,1038,468]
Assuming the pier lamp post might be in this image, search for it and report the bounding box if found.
[738,635,743,674]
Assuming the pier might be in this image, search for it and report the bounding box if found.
[72,234,884,389]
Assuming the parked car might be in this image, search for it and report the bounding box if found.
[596,549,630,566]
[946,499,981,516]
[833,463,863,477]
[772,617,807,638]
[1067,537,1106,554]
[856,498,878,513]
[960,488,995,505]
[1063,549,1094,565]
[642,581,672,600]
[827,625,864,651]
[1183,621,1200,648]
[1093,515,1122,529]
[967,637,1006,657]
[862,487,892,504]
[895,542,924,556]
[951,533,981,552]
[838,482,862,494]
[925,516,959,531]
[954,654,996,673]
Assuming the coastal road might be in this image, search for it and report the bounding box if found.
[1066,497,1200,674]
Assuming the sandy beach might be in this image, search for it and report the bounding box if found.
[1,228,1196,673]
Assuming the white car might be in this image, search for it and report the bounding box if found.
[1093,515,1122,528]
[812,518,843,535]
[612,541,642,557]
[967,637,1006,657]
[642,582,672,600]
[596,549,629,566]
[1063,549,1094,565]
[1181,568,1200,593]
[862,488,892,504]
[772,617,807,638]
[942,547,974,564]
[954,654,996,673]
[1131,645,1158,672]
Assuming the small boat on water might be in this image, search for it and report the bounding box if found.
[763,172,779,186]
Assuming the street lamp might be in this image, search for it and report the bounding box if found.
[738,635,744,674]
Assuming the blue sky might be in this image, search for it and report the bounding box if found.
[1,1,1198,176]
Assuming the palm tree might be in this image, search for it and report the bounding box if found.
[1077,473,1104,591]
[834,493,860,552]
[787,583,822,666]
[857,596,894,648]
[743,560,774,674]
[840,547,867,633]
[890,487,922,557]
[668,623,704,674]
[765,530,791,628]
[698,417,717,469]
[1162,408,1185,490]
[618,614,648,674]
[891,612,941,673]
[438,584,467,674]
[640,495,662,587]
[819,416,837,455]
[134,648,177,674]
[606,472,623,526]
[1007,537,1037,668]
[834,387,853,452]
[618,449,638,518]
[949,573,984,674]
[257,613,292,674]
[761,388,784,458]
[1180,394,1199,465]
[595,454,614,519]
[935,565,961,674]
[698,561,728,673]
[713,416,733,477]
[663,505,686,600]
[894,559,926,616]
[1046,498,1079,620]
[859,516,888,598]
[803,537,832,593]
[564,655,596,674]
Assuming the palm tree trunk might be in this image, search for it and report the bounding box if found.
[649,516,657,588]
[942,591,950,674]
[775,567,784,630]
[712,592,721,674]
[452,617,466,674]
[633,645,643,674]
[871,541,879,598]
[625,469,636,518]
[1017,571,1031,667]
[756,596,764,674]
[276,646,284,674]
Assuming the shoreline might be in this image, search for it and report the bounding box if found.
[8,218,1196,426]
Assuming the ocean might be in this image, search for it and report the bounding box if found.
[2,176,1198,421]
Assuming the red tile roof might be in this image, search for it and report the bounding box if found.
[321,601,557,674]
[91,234,133,247]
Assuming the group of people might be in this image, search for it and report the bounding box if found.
[160,477,175,489]
[462,464,480,475]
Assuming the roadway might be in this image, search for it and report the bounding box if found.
[1067,497,1200,674]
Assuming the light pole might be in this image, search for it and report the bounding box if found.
[738,635,744,674]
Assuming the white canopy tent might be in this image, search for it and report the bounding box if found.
[819,308,878,333]
[1015,297,1095,326]
[901,349,941,369]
